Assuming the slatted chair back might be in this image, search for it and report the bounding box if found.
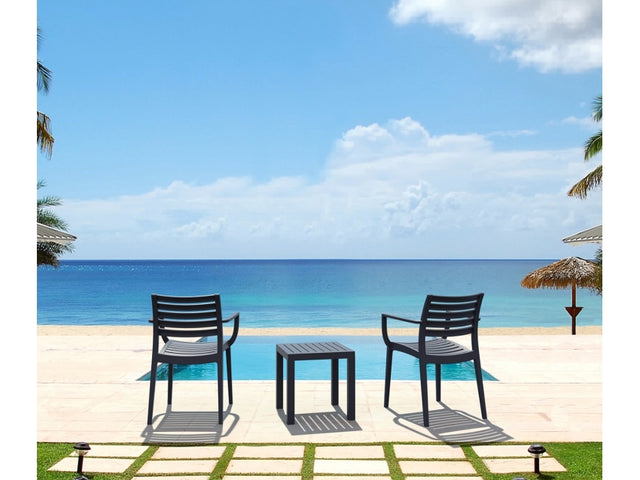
[152,293,224,349]
[419,293,484,345]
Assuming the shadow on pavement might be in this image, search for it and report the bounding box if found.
[387,404,512,443]
[141,406,238,444]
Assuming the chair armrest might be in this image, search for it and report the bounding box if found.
[223,312,240,346]
[381,313,420,345]
[382,313,421,325]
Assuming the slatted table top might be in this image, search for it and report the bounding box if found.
[276,342,354,359]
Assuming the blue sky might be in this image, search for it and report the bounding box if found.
[33,0,605,259]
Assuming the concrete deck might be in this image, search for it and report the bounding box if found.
[37,327,601,445]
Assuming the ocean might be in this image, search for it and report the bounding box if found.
[37,259,602,329]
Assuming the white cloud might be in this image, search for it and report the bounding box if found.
[171,219,226,239]
[59,117,601,259]
[561,115,596,128]
[389,0,601,73]
[329,117,491,168]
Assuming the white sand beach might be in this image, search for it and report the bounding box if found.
[37,324,602,336]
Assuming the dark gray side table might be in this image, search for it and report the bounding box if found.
[276,342,356,425]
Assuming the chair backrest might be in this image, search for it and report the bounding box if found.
[419,293,484,342]
[151,293,224,346]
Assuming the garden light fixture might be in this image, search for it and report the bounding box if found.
[73,442,91,480]
[528,443,546,473]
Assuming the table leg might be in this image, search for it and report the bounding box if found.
[276,352,283,409]
[286,359,295,425]
[331,358,339,405]
[347,353,355,420]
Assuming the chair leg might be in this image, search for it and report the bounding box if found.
[147,361,158,425]
[419,359,429,427]
[226,348,233,404]
[167,363,173,405]
[473,357,488,419]
[384,348,393,408]
[435,364,442,402]
[217,360,224,424]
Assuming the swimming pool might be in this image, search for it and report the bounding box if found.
[139,336,497,381]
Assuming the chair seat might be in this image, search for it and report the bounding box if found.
[160,339,219,360]
[394,338,473,363]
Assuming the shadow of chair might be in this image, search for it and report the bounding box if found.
[385,405,510,443]
[382,293,487,427]
[142,406,239,444]
[147,293,239,425]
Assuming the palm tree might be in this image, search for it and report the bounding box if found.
[37,181,74,267]
[567,95,602,198]
[37,29,73,267]
[590,247,602,296]
[568,95,602,294]
[38,27,54,158]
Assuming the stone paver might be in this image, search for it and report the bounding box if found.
[223,477,301,480]
[133,477,210,480]
[234,445,304,458]
[399,460,477,475]
[226,458,303,474]
[315,445,384,458]
[137,459,217,474]
[314,458,389,474]
[472,444,547,457]
[153,445,226,458]
[408,477,480,480]
[395,444,465,459]
[314,477,392,480]
[86,444,148,457]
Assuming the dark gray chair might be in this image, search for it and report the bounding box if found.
[147,293,239,425]
[382,293,486,427]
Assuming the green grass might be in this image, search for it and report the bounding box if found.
[36,441,602,480]
[462,442,602,480]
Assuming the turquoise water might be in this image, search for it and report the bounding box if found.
[37,259,602,329]
[39,259,600,381]
[138,335,498,381]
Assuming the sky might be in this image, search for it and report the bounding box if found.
[32,0,606,260]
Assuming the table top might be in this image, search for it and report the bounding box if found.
[276,341,354,357]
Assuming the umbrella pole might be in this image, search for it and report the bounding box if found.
[565,283,582,335]
[571,285,576,335]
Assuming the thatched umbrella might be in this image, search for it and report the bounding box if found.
[521,257,597,335]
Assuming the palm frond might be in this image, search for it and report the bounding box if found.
[37,111,54,157]
[567,165,602,198]
[37,194,63,209]
[37,212,69,231]
[37,27,51,93]
[38,242,74,267]
[592,95,602,122]
[38,60,52,93]
[584,130,602,161]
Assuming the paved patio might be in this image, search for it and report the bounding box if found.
[37,326,601,445]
